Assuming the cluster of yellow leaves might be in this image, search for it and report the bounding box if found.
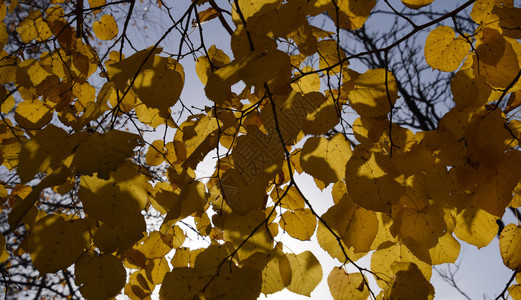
[1,0,521,299]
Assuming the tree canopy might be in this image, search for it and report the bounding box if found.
[1,0,521,299]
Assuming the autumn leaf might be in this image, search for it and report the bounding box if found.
[279,208,316,241]
[347,69,398,118]
[401,0,434,9]
[281,251,323,296]
[328,268,369,300]
[26,214,89,274]
[499,224,521,270]
[75,251,126,300]
[425,26,470,72]
[93,14,118,40]
[300,134,352,186]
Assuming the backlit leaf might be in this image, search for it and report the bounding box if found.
[279,208,316,241]
[371,241,432,289]
[133,56,184,114]
[347,69,398,118]
[75,252,126,300]
[454,207,498,249]
[93,14,118,40]
[425,26,470,72]
[301,134,352,186]
[401,0,435,9]
[15,99,53,130]
[72,130,142,179]
[499,224,521,270]
[0,233,8,263]
[387,262,435,300]
[16,10,52,43]
[321,185,378,253]
[281,251,323,296]
[328,268,369,300]
[327,0,376,30]
[345,148,405,212]
[223,210,273,260]
[26,214,89,274]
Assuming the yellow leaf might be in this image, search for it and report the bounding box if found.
[492,6,521,39]
[328,268,369,300]
[0,22,8,50]
[473,28,520,89]
[8,167,70,229]
[454,207,498,248]
[204,264,262,299]
[234,0,280,21]
[0,51,18,84]
[327,0,376,30]
[393,202,447,249]
[145,257,170,285]
[468,151,521,217]
[125,271,152,299]
[281,251,323,296]
[279,208,316,241]
[347,68,398,118]
[223,210,273,260]
[92,215,146,254]
[107,47,161,91]
[401,0,434,9]
[246,1,307,39]
[499,224,521,270]
[424,26,470,72]
[322,185,379,253]
[291,66,320,93]
[72,131,142,179]
[88,0,106,14]
[261,254,291,295]
[205,50,290,105]
[470,0,513,24]
[161,181,206,229]
[93,14,118,40]
[195,45,231,85]
[26,214,89,274]
[301,134,352,186]
[317,40,346,73]
[79,164,148,225]
[75,252,126,300]
[194,211,212,236]
[71,38,99,79]
[450,68,493,109]
[15,98,54,130]
[289,24,318,56]
[0,2,5,21]
[133,55,184,114]
[345,148,405,212]
[510,284,521,300]
[387,262,435,300]
[0,233,9,263]
[171,247,190,268]
[146,139,167,166]
[371,241,432,289]
[197,7,219,24]
[16,10,52,43]
[270,186,305,210]
[159,267,208,300]
[428,232,460,265]
[141,231,173,259]
[17,125,71,182]
[316,217,367,263]
[135,99,177,128]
